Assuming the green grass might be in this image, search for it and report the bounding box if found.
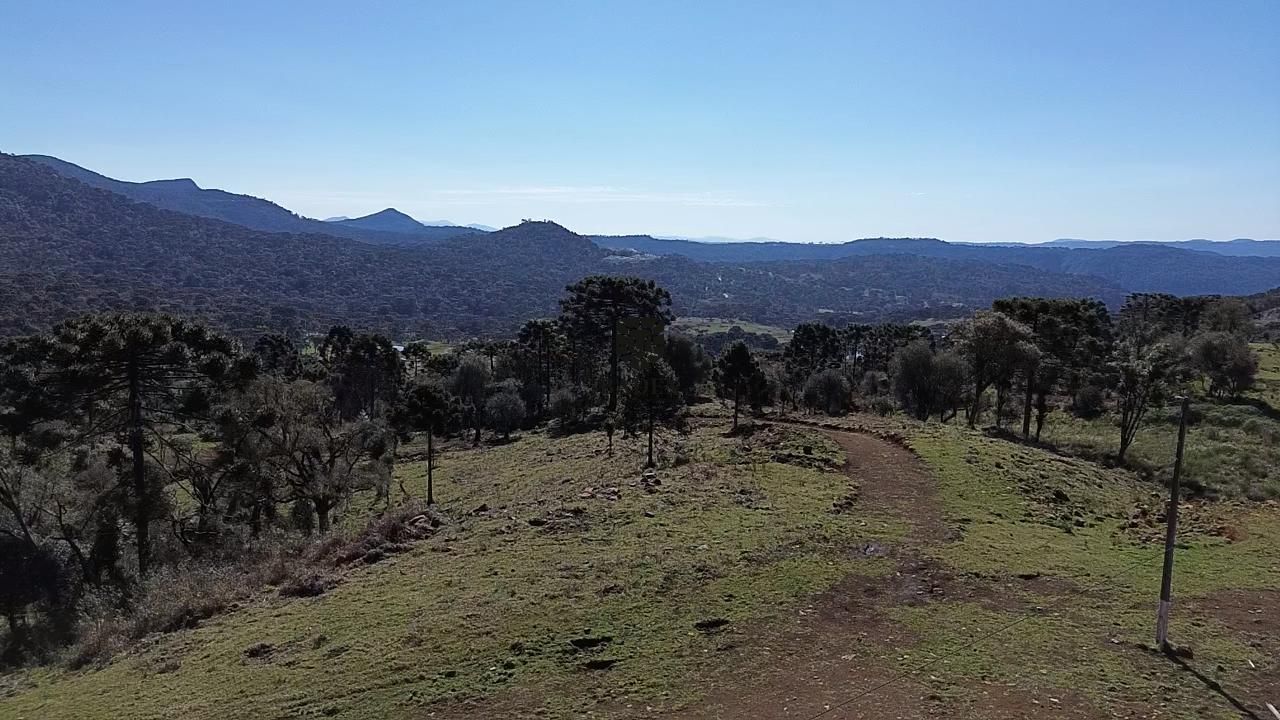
[5,411,1276,719]
[670,317,792,342]
[915,420,1280,717]
[774,413,1280,717]
[1039,400,1280,501]
[1252,342,1280,408]
[0,422,895,719]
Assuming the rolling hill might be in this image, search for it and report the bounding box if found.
[330,208,436,234]
[592,235,1280,296]
[0,153,1134,339]
[20,154,478,246]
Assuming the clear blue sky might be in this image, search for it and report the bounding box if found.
[3,1,1277,242]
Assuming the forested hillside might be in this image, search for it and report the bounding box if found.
[594,234,1280,295]
[0,154,1131,339]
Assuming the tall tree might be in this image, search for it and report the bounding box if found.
[954,311,1035,428]
[393,380,457,505]
[400,343,434,380]
[714,342,758,430]
[330,333,404,420]
[252,334,302,379]
[241,378,387,532]
[621,355,683,468]
[451,356,491,444]
[783,323,843,396]
[560,277,673,411]
[993,298,1112,439]
[36,314,247,576]
[666,333,712,402]
[517,319,563,408]
[1113,341,1183,461]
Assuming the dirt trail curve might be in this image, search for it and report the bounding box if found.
[678,422,1104,720]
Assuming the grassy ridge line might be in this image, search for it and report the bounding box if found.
[0,422,899,719]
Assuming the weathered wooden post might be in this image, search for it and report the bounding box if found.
[1156,396,1190,650]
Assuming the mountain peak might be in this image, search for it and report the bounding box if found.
[335,208,426,234]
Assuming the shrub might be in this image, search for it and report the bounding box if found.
[127,565,244,638]
[66,608,127,669]
[803,369,850,415]
[278,573,336,598]
[551,388,584,427]
[860,370,889,398]
[310,501,444,567]
[1073,385,1106,419]
[870,396,897,417]
[485,389,526,439]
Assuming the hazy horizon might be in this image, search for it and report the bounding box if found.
[3,1,1277,243]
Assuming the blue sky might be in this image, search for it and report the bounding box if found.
[2,1,1277,242]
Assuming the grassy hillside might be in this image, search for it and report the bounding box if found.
[2,412,1275,718]
[0,422,893,717]
[1036,344,1280,501]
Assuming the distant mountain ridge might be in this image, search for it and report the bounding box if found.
[0,153,1138,338]
[20,155,478,246]
[1036,238,1280,257]
[5,152,1279,337]
[591,235,1280,296]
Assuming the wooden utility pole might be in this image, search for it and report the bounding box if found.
[1156,396,1190,650]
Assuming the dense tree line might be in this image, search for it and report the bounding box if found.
[0,269,1265,668]
[0,276,699,664]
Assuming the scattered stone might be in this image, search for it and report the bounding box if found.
[1016,571,1041,580]
[859,542,889,558]
[472,503,489,515]
[527,518,547,527]
[643,511,656,518]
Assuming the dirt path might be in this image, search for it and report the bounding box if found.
[675,425,948,720]
[677,424,1112,720]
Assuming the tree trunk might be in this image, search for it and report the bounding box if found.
[543,348,552,409]
[1021,372,1034,439]
[732,386,740,430]
[646,402,655,468]
[127,361,150,577]
[608,320,619,411]
[250,501,262,538]
[426,429,435,505]
[1034,391,1048,441]
[314,498,332,534]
